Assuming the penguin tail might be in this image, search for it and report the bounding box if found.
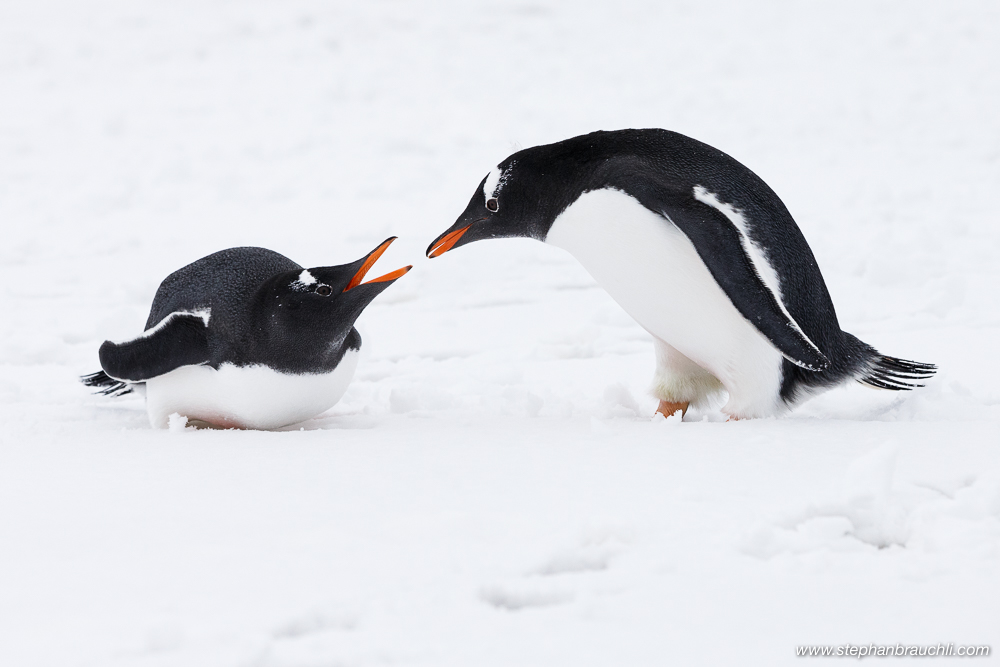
[80,370,134,397]
[858,355,937,391]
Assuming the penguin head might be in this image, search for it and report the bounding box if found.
[426,137,611,259]
[426,154,558,258]
[252,238,411,369]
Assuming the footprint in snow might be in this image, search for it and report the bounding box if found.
[481,526,631,611]
[480,584,574,611]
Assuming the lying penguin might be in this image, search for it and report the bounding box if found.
[427,129,935,420]
[83,238,410,429]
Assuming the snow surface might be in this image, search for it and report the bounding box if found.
[1,1,998,665]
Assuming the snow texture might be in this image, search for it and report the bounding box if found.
[0,1,998,665]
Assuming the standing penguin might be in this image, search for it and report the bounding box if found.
[83,238,410,429]
[426,129,935,420]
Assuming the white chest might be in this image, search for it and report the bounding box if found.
[144,349,360,430]
[545,188,784,412]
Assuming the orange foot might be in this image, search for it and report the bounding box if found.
[656,400,689,419]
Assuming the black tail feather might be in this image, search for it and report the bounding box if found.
[80,370,133,397]
[859,355,937,391]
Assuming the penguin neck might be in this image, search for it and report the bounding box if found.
[255,324,361,375]
[526,157,640,242]
[237,287,363,373]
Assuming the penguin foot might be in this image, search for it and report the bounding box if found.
[186,418,237,430]
[656,400,688,419]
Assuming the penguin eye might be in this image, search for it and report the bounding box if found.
[486,197,499,212]
[315,285,333,296]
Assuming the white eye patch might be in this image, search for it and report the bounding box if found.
[290,269,317,290]
[482,168,501,202]
[482,160,516,204]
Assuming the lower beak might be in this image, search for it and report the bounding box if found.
[426,226,470,258]
[345,237,412,291]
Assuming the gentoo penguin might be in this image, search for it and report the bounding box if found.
[426,129,935,420]
[82,238,410,429]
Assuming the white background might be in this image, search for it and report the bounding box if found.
[1,1,998,665]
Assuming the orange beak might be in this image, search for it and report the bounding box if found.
[344,237,412,291]
[427,226,470,258]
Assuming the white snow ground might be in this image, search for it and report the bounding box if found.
[2,1,999,665]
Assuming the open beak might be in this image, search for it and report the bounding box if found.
[344,237,412,291]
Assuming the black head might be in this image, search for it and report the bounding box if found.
[426,132,635,258]
[249,237,411,373]
[426,155,548,258]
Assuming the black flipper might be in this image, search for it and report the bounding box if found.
[654,194,829,371]
[81,370,133,396]
[98,311,211,382]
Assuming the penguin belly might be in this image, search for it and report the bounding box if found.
[144,349,360,429]
[545,188,785,417]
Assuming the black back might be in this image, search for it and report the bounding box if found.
[146,247,299,333]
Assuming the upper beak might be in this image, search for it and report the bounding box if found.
[345,237,412,291]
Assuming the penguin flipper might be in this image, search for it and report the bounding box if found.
[99,311,211,382]
[656,196,829,371]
